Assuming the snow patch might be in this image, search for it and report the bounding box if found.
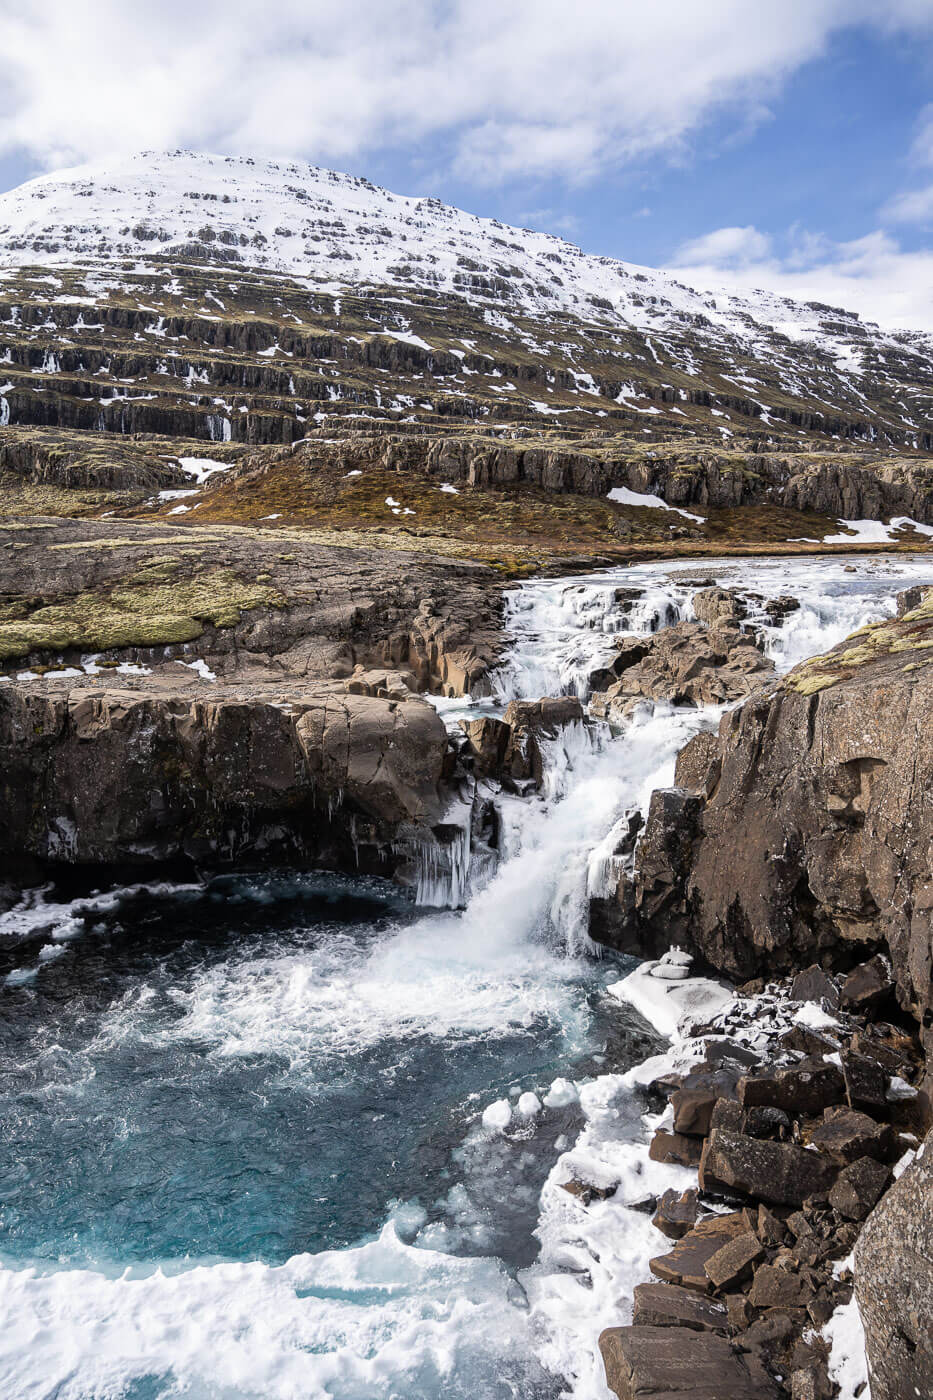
[607,486,705,524]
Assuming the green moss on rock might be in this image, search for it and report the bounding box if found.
[0,560,285,660]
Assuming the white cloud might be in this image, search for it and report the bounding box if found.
[882,183,933,225]
[515,207,582,237]
[878,105,933,225]
[0,0,931,185]
[669,224,933,331]
[909,102,933,164]
[675,225,773,265]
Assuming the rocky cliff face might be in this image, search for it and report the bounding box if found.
[604,590,933,1096]
[321,430,933,525]
[0,516,505,886]
[0,676,453,881]
[855,1128,933,1400]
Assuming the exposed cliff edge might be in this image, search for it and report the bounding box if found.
[0,517,504,887]
[313,431,933,525]
[599,588,933,1091]
[0,677,454,881]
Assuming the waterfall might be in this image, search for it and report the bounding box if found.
[207,412,233,442]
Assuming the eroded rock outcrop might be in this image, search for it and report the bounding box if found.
[0,674,454,879]
[590,619,773,718]
[0,517,507,883]
[339,431,933,522]
[610,598,933,1088]
[460,695,586,787]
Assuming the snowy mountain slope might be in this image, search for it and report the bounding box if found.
[0,149,923,354]
[0,149,931,451]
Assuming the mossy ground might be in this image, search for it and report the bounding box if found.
[0,471,145,519]
[0,557,285,661]
[129,451,930,575]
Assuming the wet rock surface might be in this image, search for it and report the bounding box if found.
[459,696,587,789]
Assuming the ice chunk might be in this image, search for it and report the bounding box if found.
[543,1078,579,1108]
[481,1099,513,1132]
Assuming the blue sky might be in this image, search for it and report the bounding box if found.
[1,2,933,327]
[357,26,933,270]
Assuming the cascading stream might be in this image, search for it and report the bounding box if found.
[1,553,932,1400]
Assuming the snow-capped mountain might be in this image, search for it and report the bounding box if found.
[0,149,930,450]
[0,149,915,351]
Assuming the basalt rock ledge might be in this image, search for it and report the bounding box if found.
[596,588,933,1100]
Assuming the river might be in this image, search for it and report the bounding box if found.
[1,553,931,1399]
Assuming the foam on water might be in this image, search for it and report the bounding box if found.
[0,1222,552,1400]
[3,552,932,1399]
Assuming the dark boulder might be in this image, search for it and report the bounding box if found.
[691,586,748,627]
[704,1231,764,1290]
[699,1128,837,1206]
[839,956,894,1016]
[599,1325,778,1399]
[790,965,839,1008]
[649,1130,703,1168]
[649,1214,750,1292]
[743,1105,791,1140]
[808,1108,891,1165]
[652,1188,699,1240]
[672,1067,740,1137]
[747,1263,813,1310]
[840,1049,889,1113]
[631,1281,729,1332]
[828,1156,891,1221]
[459,715,509,778]
[737,1060,846,1118]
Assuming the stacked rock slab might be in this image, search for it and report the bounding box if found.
[599,968,925,1400]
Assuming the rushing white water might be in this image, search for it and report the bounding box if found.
[495,552,933,701]
[2,552,932,1400]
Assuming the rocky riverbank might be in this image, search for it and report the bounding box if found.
[581,581,933,1400]
[597,954,928,1400]
[600,584,933,1105]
